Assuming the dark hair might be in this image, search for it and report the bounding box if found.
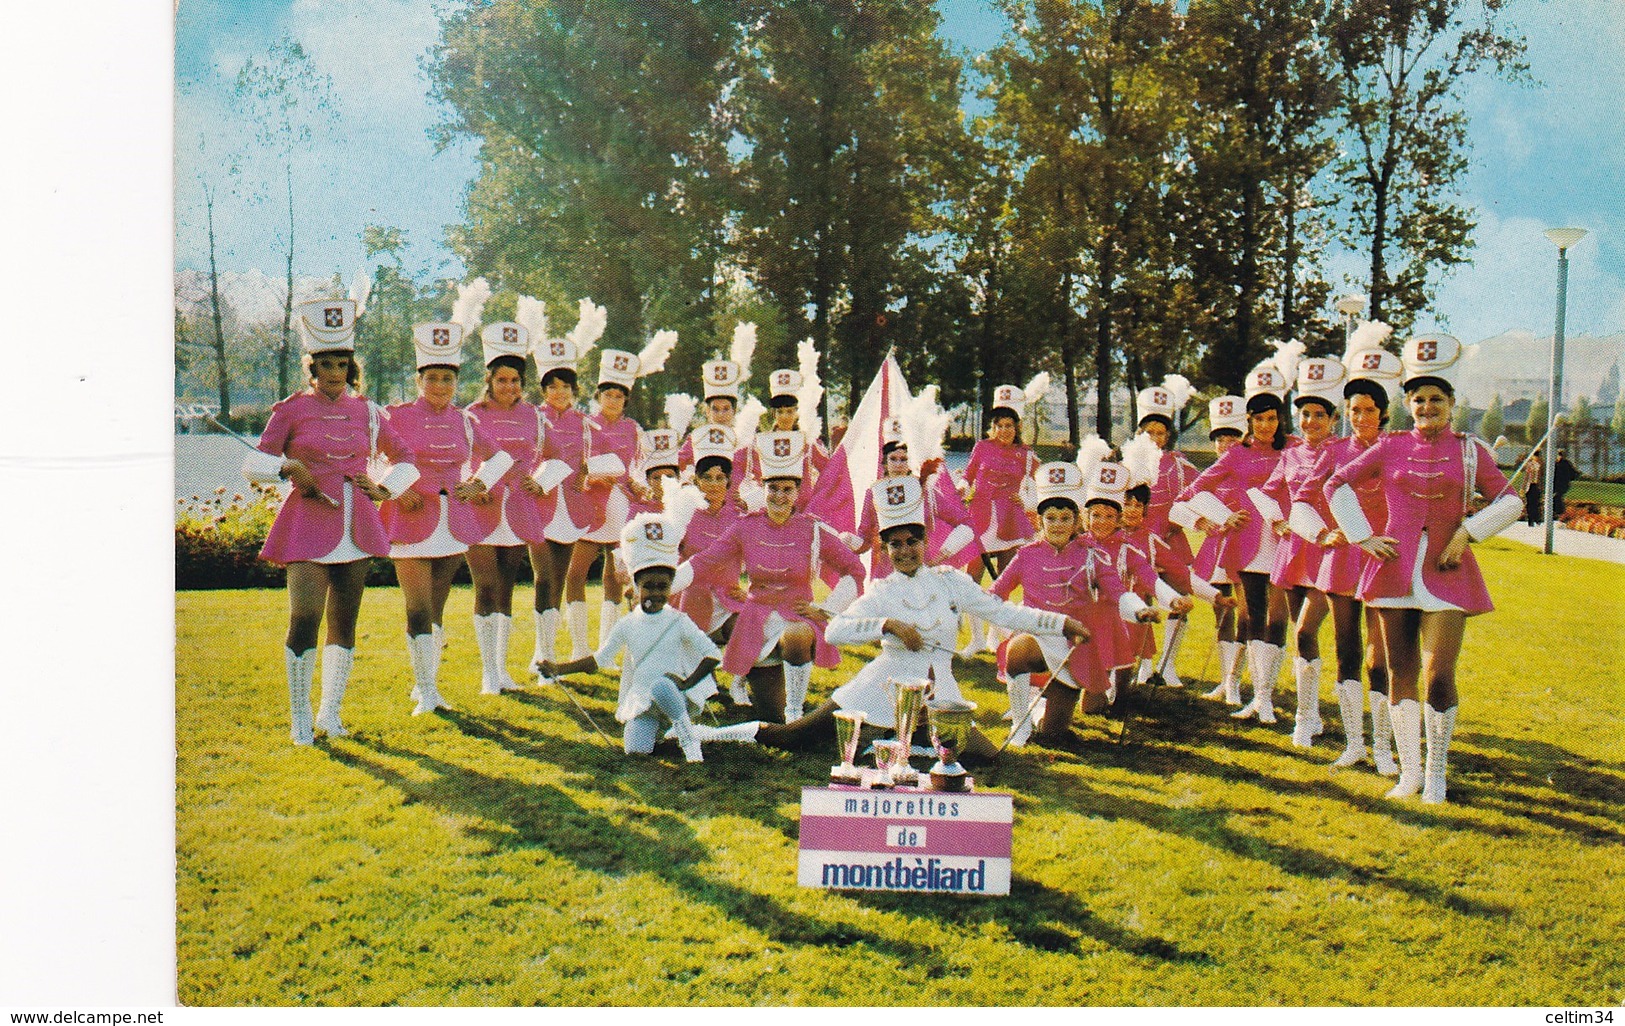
[1125,484,1151,504]
[695,455,733,479]
[483,355,527,400]
[768,394,799,409]
[1294,396,1338,416]
[418,364,459,376]
[882,440,907,457]
[1343,379,1391,427]
[540,367,578,391]
[1209,427,1243,442]
[1244,404,1287,451]
[597,381,630,396]
[988,408,1020,430]
[704,393,737,409]
[1245,392,1284,417]
[1084,497,1122,512]
[633,565,675,586]
[304,349,363,390]
[1036,496,1079,517]
[1403,375,1455,398]
[1137,413,1173,431]
[880,523,926,545]
[764,475,802,486]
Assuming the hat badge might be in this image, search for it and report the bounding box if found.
[549,341,566,357]
[324,307,344,328]
[1253,371,1271,388]
[644,522,664,542]
[774,438,791,458]
[502,326,518,344]
[776,372,791,387]
[1218,399,1234,416]
[711,364,729,382]
[886,483,906,505]
[1153,389,1168,405]
[432,327,450,346]
[1308,364,1324,381]
[1417,339,1438,362]
[1048,467,1066,484]
[613,354,630,371]
[707,428,726,444]
[1361,353,1382,370]
[653,435,671,451]
[1101,467,1118,484]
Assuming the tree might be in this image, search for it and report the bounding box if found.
[234,36,339,399]
[1526,395,1549,448]
[1324,0,1527,331]
[1572,394,1593,430]
[1613,390,1625,446]
[1451,399,1473,432]
[1479,392,1504,442]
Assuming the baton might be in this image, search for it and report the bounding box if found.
[544,671,616,746]
[1144,612,1182,689]
[991,636,1086,758]
[206,413,341,507]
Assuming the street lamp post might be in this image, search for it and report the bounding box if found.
[1542,228,1588,554]
[1336,294,1366,345]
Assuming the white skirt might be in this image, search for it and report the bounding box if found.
[390,495,468,559]
[584,487,630,544]
[474,499,523,548]
[1366,529,1463,612]
[1243,530,1279,574]
[543,492,587,545]
[313,482,369,564]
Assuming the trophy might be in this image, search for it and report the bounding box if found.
[831,710,866,785]
[926,699,977,793]
[891,680,929,786]
[871,740,906,788]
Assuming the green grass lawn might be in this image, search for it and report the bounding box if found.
[1566,480,1625,506]
[176,539,1625,1006]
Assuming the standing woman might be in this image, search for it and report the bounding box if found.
[244,298,416,744]
[1129,378,1200,685]
[1176,357,1296,722]
[462,318,550,695]
[562,333,678,655]
[380,321,508,715]
[958,376,1046,654]
[529,300,606,668]
[1175,396,1251,703]
[744,345,829,508]
[1325,335,1522,803]
[1321,327,1404,771]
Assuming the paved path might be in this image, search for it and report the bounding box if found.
[1497,522,1625,565]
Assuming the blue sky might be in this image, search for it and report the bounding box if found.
[175,0,1625,344]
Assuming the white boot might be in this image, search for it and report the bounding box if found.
[727,677,751,705]
[1232,641,1266,719]
[1233,641,1279,723]
[1421,704,1458,804]
[285,647,316,746]
[959,614,987,658]
[1005,674,1036,747]
[598,599,622,652]
[566,600,591,661]
[1385,698,1423,798]
[1204,640,1244,703]
[1292,657,1323,746]
[669,713,704,763]
[1371,695,1398,776]
[985,623,1006,654]
[1135,658,1155,686]
[532,607,560,671]
[1332,679,1368,767]
[784,661,813,722]
[408,633,450,715]
[1161,616,1188,688]
[494,613,522,690]
[314,644,353,737]
[693,721,761,743]
[474,613,503,694]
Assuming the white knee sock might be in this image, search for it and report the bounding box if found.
[1386,698,1423,798]
[494,614,521,690]
[783,661,813,722]
[1332,679,1367,767]
[598,600,622,653]
[1292,656,1323,746]
[314,644,353,737]
[474,613,503,694]
[532,607,560,670]
[285,647,315,746]
[1422,704,1457,804]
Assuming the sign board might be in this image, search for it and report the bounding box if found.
[796,786,1013,895]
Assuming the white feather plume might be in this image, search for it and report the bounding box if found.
[1271,339,1307,386]
[349,267,372,318]
[797,339,823,439]
[515,295,549,349]
[735,395,767,452]
[1160,374,1194,412]
[902,384,951,469]
[730,321,757,378]
[566,298,607,356]
[637,329,679,377]
[1342,319,1393,363]
[664,482,707,541]
[451,277,492,334]
[1023,371,1052,409]
[1075,434,1112,481]
[1121,432,1162,489]
[664,393,698,433]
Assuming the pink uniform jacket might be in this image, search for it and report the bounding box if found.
[1323,430,1510,614]
[1314,434,1387,596]
[463,398,548,544]
[964,439,1038,549]
[256,389,409,564]
[379,397,500,546]
[683,510,865,676]
[990,536,1132,692]
[672,500,747,631]
[1091,530,1160,661]
[1258,435,1340,590]
[539,405,590,538]
[1179,441,1287,575]
[579,412,642,533]
[1145,449,1198,592]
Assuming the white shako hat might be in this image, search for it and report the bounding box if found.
[1083,461,1131,510]
[1136,385,1178,425]
[1208,395,1248,436]
[1294,357,1347,410]
[639,428,681,475]
[1034,461,1085,509]
[597,349,642,391]
[480,322,529,366]
[621,512,682,576]
[690,423,738,463]
[1401,333,1463,392]
[755,430,806,480]
[412,322,464,370]
[702,359,744,402]
[990,383,1026,419]
[768,368,803,402]
[1244,360,1290,401]
[871,475,926,535]
[882,414,906,449]
[532,334,584,376]
[1344,347,1403,403]
[297,298,358,354]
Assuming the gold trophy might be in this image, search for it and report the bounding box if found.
[892,680,929,786]
[831,709,866,785]
[871,740,905,788]
[926,699,976,793]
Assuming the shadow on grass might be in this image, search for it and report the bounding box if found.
[1450,730,1625,845]
[324,731,941,966]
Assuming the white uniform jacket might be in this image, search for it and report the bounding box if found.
[826,565,1067,728]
